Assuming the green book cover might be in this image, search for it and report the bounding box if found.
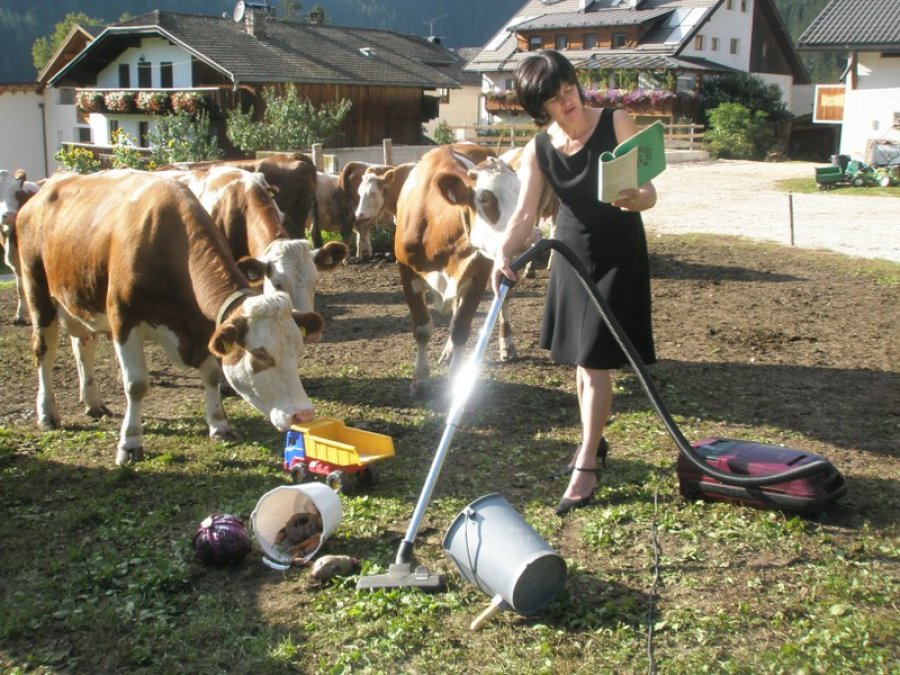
[597,120,666,202]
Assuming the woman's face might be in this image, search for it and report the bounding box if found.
[542,82,582,123]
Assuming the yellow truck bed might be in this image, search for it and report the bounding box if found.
[289,417,395,468]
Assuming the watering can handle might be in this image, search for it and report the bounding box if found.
[470,594,509,632]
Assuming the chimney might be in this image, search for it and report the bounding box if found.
[578,0,590,10]
[308,8,325,25]
[629,0,642,8]
[245,8,267,39]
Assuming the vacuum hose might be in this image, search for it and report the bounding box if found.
[507,239,832,487]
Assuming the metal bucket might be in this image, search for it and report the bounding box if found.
[442,493,567,629]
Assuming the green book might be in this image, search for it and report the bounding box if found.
[597,120,666,202]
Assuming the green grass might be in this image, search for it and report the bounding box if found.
[775,176,900,197]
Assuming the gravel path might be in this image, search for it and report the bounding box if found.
[645,159,900,263]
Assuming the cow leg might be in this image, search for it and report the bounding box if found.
[13,274,28,325]
[34,319,61,430]
[355,224,373,262]
[443,267,490,379]
[112,329,148,465]
[399,264,432,396]
[70,334,113,418]
[497,296,517,362]
[198,356,236,441]
[1,238,27,325]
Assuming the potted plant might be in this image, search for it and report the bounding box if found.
[104,90,135,113]
[136,91,169,114]
[171,91,205,114]
[77,90,105,113]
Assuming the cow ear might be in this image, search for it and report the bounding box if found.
[209,323,240,357]
[235,256,267,286]
[292,311,325,343]
[314,241,348,270]
[436,172,472,207]
[337,162,356,192]
[14,169,26,186]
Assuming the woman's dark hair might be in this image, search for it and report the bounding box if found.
[514,49,585,126]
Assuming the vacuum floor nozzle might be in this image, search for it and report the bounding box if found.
[356,563,446,592]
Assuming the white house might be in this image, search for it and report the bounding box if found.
[798,0,900,162]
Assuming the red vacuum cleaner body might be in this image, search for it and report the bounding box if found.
[677,438,847,514]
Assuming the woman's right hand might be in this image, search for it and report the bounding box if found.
[491,255,516,296]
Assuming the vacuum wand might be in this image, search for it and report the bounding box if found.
[396,280,512,564]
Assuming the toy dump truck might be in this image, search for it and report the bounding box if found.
[284,417,395,493]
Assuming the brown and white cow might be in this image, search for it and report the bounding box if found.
[0,169,41,325]
[155,165,347,314]
[338,160,396,261]
[394,144,541,395]
[304,171,356,257]
[161,153,318,241]
[16,169,324,465]
[354,161,417,241]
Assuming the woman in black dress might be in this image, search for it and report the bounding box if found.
[492,50,658,516]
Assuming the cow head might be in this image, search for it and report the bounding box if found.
[209,292,324,430]
[1,169,39,259]
[354,169,392,224]
[435,157,534,260]
[257,239,348,313]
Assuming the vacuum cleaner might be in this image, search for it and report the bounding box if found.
[357,239,845,592]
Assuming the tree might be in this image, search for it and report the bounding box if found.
[700,72,790,123]
[32,12,104,72]
[226,87,351,153]
[279,0,303,21]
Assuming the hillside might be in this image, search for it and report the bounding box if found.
[0,0,841,85]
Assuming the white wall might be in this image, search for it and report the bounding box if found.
[680,0,753,71]
[96,37,193,89]
[840,87,900,158]
[424,84,482,138]
[0,88,46,179]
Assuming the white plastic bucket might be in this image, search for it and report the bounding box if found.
[250,483,343,569]
[442,493,567,628]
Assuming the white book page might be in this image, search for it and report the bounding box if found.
[597,147,638,203]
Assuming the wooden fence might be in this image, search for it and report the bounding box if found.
[455,122,705,153]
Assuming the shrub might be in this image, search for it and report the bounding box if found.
[432,119,453,145]
[704,102,775,160]
[226,86,351,152]
[110,129,145,169]
[700,72,789,123]
[54,145,100,173]
[147,110,221,165]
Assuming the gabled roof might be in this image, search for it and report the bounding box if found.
[797,0,900,52]
[48,10,461,90]
[36,24,104,88]
[465,0,719,73]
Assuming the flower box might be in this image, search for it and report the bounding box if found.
[104,91,135,113]
[170,91,205,115]
[77,91,105,113]
[136,91,169,114]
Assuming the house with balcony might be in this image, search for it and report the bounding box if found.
[39,8,462,172]
[797,0,900,163]
[464,0,810,126]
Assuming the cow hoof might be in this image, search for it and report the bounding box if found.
[409,380,426,398]
[13,317,28,326]
[499,347,518,362]
[38,416,60,431]
[211,428,240,442]
[116,446,144,465]
[86,404,114,419]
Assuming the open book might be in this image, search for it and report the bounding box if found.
[597,120,666,203]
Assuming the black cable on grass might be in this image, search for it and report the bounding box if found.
[646,466,672,675]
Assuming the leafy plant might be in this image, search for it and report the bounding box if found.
[704,102,775,160]
[110,129,144,169]
[54,145,100,173]
[700,71,789,123]
[226,86,351,152]
[147,110,221,165]
[431,119,453,145]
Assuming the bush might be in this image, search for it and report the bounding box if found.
[704,102,775,160]
[700,72,789,123]
[227,86,351,152]
[55,145,100,173]
[432,119,453,145]
[147,110,221,166]
[110,129,144,169]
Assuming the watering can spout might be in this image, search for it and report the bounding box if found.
[470,593,509,631]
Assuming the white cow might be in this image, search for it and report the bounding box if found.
[0,169,41,324]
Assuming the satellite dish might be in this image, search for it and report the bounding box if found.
[233,0,246,22]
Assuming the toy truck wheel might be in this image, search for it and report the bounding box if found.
[853,175,866,187]
[879,174,892,188]
[325,470,344,492]
[360,465,379,488]
[290,463,309,484]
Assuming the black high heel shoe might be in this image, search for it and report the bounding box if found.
[548,437,609,479]
[555,467,600,516]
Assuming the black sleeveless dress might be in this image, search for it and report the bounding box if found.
[535,107,656,369]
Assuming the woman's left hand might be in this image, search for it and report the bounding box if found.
[611,185,656,212]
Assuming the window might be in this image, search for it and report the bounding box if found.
[76,127,92,143]
[584,33,598,49]
[761,42,768,57]
[118,64,130,88]
[711,37,719,51]
[58,88,76,105]
[694,34,704,51]
[160,62,173,89]
[109,120,119,138]
[138,60,152,88]
[139,121,150,147]
[505,78,514,90]
[612,32,626,48]
[726,0,733,8]
[529,35,541,50]
[676,73,696,93]
[730,38,740,55]
[555,34,568,50]
[741,0,748,11]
